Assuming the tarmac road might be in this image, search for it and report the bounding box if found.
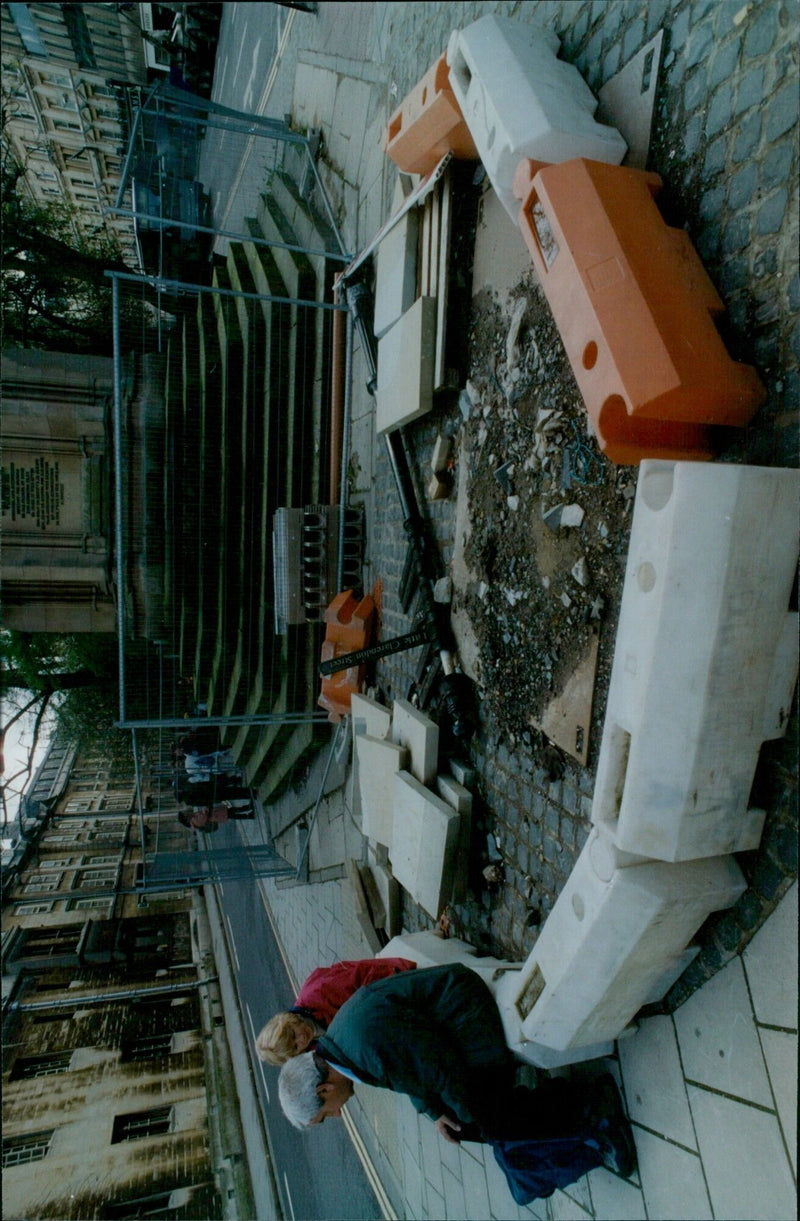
[212,820,383,1221]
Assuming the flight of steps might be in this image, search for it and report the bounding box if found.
[178,165,345,801]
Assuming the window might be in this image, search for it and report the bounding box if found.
[65,800,94,813]
[40,859,74,870]
[24,875,62,892]
[75,868,116,889]
[15,901,56,915]
[101,1189,181,1219]
[19,927,81,959]
[2,1130,54,1168]
[84,855,119,866]
[100,796,134,812]
[111,1107,172,1143]
[121,1033,173,1062]
[69,897,111,912]
[10,1052,73,1080]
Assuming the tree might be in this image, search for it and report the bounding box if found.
[1,144,161,354]
[0,631,128,825]
[3,149,123,353]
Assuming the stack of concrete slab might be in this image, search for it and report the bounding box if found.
[374,168,454,434]
[351,693,475,921]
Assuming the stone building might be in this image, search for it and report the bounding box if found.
[1,737,254,1220]
[1,347,116,633]
[1,343,172,638]
[0,2,153,264]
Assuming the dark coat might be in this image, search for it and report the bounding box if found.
[316,962,515,1125]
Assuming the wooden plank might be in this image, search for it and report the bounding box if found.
[347,859,383,953]
[428,181,440,300]
[419,195,432,296]
[434,169,452,390]
[358,863,388,930]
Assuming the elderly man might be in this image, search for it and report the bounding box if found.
[278,963,635,1200]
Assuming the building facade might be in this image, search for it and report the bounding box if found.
[1,347,117,633]
[1,736,254,1220]
[0,2,153,264]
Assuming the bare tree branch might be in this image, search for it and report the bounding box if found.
[0,692,43,736]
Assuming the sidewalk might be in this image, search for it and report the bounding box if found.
[253,806,796,1221]
[220,2,797,1217]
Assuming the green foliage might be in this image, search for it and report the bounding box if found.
[1,629,118,747]
[1,147,143,354]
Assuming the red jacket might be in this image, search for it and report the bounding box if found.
[294,958,416,1028]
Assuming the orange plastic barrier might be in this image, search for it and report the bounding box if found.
[513,158,765,464]
[386,53,478,175]
[318,591,376,720]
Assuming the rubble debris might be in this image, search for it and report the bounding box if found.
[571,557,589,586]
[431,433,453,474]
[483,863,505,886]
[493,460,515,491]
[560,503,585,528]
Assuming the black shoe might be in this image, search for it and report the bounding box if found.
[588,1075,637,1179]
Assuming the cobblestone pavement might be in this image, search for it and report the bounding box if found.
[223,4,799,1217]
[350,0,799,1009]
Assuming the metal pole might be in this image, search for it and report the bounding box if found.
[302,141,350,259]
[116,713,330,730]
[111,274,127,723]
[295,718,348,878]
[10,977,219,1012]
[106,203,348,264]
[336,307,354,591]
[104,267,348,310]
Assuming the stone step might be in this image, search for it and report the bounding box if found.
[220,240,285,727]
[191,291,224,690]
[205,260,246,716]
[266,168,341,295]
[253,196,323,508]
[173,311,199,669]
[258,179,337,504]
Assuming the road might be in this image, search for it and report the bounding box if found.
[212,820,382,1221]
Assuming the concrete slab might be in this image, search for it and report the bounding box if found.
[350,692,393,739]
[532,632,599,766]
[374,207,419,339]
[292,59,338,134]
[356,733,408,848]
[376,297,437,433]
[391,698,439,783]
[597,30,664,171]
[436,773,473,903]
[471,184,532,303]
[367,846,402,937]
[390,770,460,919]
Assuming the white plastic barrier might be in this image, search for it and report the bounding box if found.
[512,828,746,1051]
[446,15,626,222]
[378,932,613,1068]
[593,461,800,862]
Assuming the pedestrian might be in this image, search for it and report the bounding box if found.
[183,748,237,778]
[256,957,417,1065]
[278,963,636,1204]
[177,802,254,832]
[173,776,252,805]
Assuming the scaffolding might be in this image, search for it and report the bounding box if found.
[107,82,354,893]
